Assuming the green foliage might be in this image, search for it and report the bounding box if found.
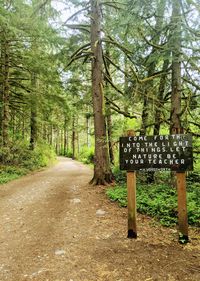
[106,185,127,207]
[6,141,56,169]
[21,143,56,170]
[106,182,200,227]
[78,146,94,164]
[187,183,200,225]
[0,142,56,184]
[0,147,13,163]
[187,171,200,184]
[0,166,27,184]
[64,149,74,158]
[112,166,126,184]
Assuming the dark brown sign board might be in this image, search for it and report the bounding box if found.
[120,134,193,172]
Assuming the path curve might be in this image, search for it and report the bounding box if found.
[0,157,199,281]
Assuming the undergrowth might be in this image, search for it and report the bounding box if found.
[107,168,200,227]
[63,146,94,165]
[78,146,94,164]
[0,142,56,184]
[0,166,28,184]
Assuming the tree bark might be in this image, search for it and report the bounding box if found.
[22,108,25,139]
[76,117,79,157]
[153,59,169,135]
[0,42,3,139]
[146,58,170,183]
[140,0,166,137]
[86,114,90,148]
[55,128,60,155]
[105,44,114,165]
[64,116,68,155]
[49,124,53,146]
[170,0,182,134]
[2,39,10,147]
[90,0,113,185]
[140,0,166,183]
[30,73,37,150]
[170,0,182,187]
[106,104,114,165]
[72,114,76,159]
[60,128,64,155]
[140,90,149,136]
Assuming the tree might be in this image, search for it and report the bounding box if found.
[170,0,182,134]
[90,0,113,184]
[1,36,10,147]
[0,0,69,159]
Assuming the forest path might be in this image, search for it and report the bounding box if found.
[0,157,199,281]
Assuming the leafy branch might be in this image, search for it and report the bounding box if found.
[105,96,137,119]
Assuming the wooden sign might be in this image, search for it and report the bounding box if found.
[120,134,193,172]
[121,132,192,243]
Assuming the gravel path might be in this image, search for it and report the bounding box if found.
[0,157,199,281]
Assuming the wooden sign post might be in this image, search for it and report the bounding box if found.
[119,132,193,243]
[126,130,137,238]
[177,172,189,242]
[127,171,137,238]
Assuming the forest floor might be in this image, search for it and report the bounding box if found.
[0,157,199,281]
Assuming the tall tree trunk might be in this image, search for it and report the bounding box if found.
[140,90,149,136]
[170,0,182,134]
[170,0,182,187]
[140,0,166,137]
[0,43,3,140]
[21,105,25,139]
[55,128,59,155]
[11,109,16,140]
[90,0,113,185]
[76,116,79,157]
[2,40,10,147]
[72,114,76,159]
[76,128,79,157]
[106,107,114,165]
[154,59,169,135]
[30,73,37,150]
[140,0,166,183]
[43,123,47,142]
[86,114,90,148]
[105,45,114,165]
[49,124,53,146]
[60,128,64,155]
[64,116,67,155]
[146,58,169,183]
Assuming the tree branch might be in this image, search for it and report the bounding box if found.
[183,77,200,91]
[63,6,90,24]
[138,28,166,50]
[105,96,137,119]
[66,53,92,67]
[104,73,124,96]
[65,24,90,33]
[70,43,91,59]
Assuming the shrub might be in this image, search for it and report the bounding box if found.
[0,166,27,184]
[106,182,200,227]
[112,166,126,184]
[20,143,56,170]
[65,149,73,158]
[0,141,56,184]
[79,146,94,164]
[0,146,13,164]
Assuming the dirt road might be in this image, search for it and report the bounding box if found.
[0,157,199,281]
